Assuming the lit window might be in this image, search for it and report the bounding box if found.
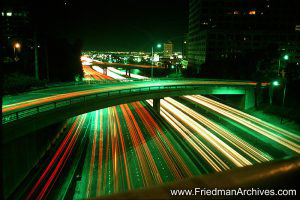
[6,12,12,16]
[249,10,256,15]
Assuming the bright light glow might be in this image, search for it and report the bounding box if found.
[14,43,21,48]
[1,12,4,16]
[284,55,289,60]
[7,12,12,16]
[153,54,159,62]
[178,55,183,59]
[249,10,256,15]
[273,81,280,86]
[108,67,148,79]
[82,61,92,66]
[81,56,93,62]
[157,44,162,48]
[233,11,240,15]
[93,66,126,80]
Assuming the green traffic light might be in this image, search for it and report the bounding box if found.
[273,80,280,86]
[157,44,162,48]
[284,55,289,60]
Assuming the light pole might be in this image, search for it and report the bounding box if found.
[278,54,289,76]
[13,42,21,61]
[280,55,289,124]
[151,43,161,78]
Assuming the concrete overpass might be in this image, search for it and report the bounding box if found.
[2,79,268,143]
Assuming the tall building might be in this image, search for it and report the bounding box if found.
[164,40,173,57]
[188,0,300,70]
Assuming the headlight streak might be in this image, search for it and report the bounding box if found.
[194,95,300,142]
[183,95,300,153]
[108,67,149,79]
[26,114,87,200]
[132,101,193,179]
[147,99,229,172]
[163,98,252,167]
[164,97,272,163]
[93,66,126,80]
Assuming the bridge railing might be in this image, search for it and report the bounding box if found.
[2,84,203,124]
[2,78,265,125]
[23,78,262,93]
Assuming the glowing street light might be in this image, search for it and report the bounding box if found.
[272,80,280,86]
[14,43,21,49]
[13,42,21,61]
[278,54,289,76]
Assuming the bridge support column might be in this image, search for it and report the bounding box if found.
[243,88,255,110]
[153,98,161,114]
[103,67,107,75]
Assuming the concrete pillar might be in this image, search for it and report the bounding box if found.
[153,98,161,114]
[244,88,255,110]
[103,67,107,75]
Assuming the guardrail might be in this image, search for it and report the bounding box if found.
[2,79,265,125]
[21,78,263,94]
[2,84,202,124]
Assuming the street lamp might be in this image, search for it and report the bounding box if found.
[13,42,21,61]
[276,54,289,123]
[272,80,280,86]
[278,54,289,76]
[151,43,162,78]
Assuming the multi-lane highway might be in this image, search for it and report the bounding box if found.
[5,65,299,199]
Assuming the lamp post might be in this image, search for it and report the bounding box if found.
[151,43,162,78]
[13,42,21,61]
[278,54,289,76]
[281,55,288,124]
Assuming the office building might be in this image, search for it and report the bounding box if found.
[164,41,173,57]
[188,0,300,69]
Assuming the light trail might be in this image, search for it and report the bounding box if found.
[25,114,87,200]
[108,67,149,79]
[164,97,272,163]
[92,66,126,80]
[193,95,300,142]
[183,95,300,153]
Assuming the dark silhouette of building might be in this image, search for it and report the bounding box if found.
[1,5,34,66]
[187,0,300,73]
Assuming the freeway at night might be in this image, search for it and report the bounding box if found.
[4,66,300,200]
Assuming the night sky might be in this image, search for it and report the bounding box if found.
[11,0,188,51]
